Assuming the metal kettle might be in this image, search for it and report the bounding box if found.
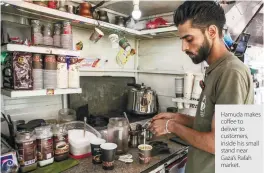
[127,83,158,115]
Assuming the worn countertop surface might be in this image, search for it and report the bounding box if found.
[63,135,187,173]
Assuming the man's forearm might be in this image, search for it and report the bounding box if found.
[168,121,215,154]
[173,113,195,128]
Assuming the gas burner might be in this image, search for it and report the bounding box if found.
[87,115,109,127]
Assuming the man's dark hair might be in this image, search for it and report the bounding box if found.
[174,1,226,36]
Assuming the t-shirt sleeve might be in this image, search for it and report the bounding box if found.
[215,69,249,104]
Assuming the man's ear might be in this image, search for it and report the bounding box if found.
[207,25,218,39]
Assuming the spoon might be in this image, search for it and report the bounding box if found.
[123,112,132,131]
[84,117,87,137]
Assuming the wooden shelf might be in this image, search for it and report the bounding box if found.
[172,98,199,105]
[1,88,82,98]
[2,44,80,56]
[2,0,177,38]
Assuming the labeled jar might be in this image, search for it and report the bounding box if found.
[31,20,43,45]
[62,21,72,34]
[53,125,69,161]
[31,20,42,33]
[32,54,43,69]
[54,23,62,35]
[15,131,37,173]
[44,55,56,70]
[43,23,52,37]
[35,125,54,167]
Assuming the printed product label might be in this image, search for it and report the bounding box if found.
[17,141,37,166]
[54,134,69,155]
[36,137,54,161]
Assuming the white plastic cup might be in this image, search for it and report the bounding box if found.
[175,76,184,98]
[177,102,184,109]
[184,73,194,99]
[191,74,204,100]
[90,27,104,43]
[108,34,119,49]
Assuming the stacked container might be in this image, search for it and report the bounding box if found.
[44,55,57,89]
[53,23,61,47]
[61,21,73,50]
[31,20,43,45]
[57,55,68,88]
[32,54,43,89]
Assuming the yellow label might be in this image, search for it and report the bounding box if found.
[18,57,24,64]
[46,89,54,95]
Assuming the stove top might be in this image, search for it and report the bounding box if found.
[76,104,155,129]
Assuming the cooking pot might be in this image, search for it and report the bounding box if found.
[127,83,158,115]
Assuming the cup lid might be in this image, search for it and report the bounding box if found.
[90,138,106,145]
[100,143,117,150]
[138,144,152,150]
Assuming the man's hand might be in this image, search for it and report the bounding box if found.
[152,112,194,128]
[149,119,169,136]
[152,112,176,121]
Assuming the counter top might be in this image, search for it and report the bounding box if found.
[63,135,188,173]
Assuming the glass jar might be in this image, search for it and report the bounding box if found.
[62,21,72,34]
[31,20,43,45]
[35,125,54,167]
[31,20,42,33]
[53,124,69,162]
[107,118,129,155]
[15,130,37,173]
[43,23,52,37]
[58,108,76,123]
[54,23,62,35]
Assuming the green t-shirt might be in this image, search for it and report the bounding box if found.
[185,52,254,173]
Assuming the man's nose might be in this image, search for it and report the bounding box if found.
[182,41,189,52]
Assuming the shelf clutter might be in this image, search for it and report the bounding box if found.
[1,16,81,97]
[1,88,82,98]
[2,44,80,57]
[2,0,178,38]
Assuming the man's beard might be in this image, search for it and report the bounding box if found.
[186,37,211,64]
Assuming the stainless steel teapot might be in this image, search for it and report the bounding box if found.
[127,83,158,115]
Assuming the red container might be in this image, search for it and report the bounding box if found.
[63,21,72,34]
[48,0,57,9]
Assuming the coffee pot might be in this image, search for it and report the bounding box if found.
[127,83,158,115]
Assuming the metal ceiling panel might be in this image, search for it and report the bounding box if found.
[91,0,183,17]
